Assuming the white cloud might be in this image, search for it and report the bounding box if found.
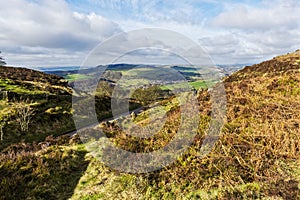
[199,0,300,64]
[210,2,300,30]
[0,0,122,66]
[0,0,299,66]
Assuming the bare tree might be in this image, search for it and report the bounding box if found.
[15,100,36,132]
[0,120,6,141]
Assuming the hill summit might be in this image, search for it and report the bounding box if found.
[226,49,300,82]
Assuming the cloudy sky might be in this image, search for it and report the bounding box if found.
[0,0,299,67]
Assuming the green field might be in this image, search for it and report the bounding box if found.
[64,74,90,81]
[62,65,216,90]
[160,80,209,90]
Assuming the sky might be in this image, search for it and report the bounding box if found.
[0,0,299,67]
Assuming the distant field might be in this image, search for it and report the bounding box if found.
[188,80,208,89]
[62,65,216,91]
[160,80,209,90]
[64,74,90,81]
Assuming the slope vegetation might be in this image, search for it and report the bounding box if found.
[0,66,74,150]
[1,51,300,199]
[72,50,300,199]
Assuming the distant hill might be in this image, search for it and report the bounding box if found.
[45,63,243,79]
[43,64,140,78]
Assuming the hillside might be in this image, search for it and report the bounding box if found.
[1,51,300,199]
[0,66,71,96]
[70,50,300,199]
[226,49,300,81]
[0,66,75,150]
[0,65,134,151]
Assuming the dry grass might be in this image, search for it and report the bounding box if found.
[77,55,300,199]
[2,51,300,199]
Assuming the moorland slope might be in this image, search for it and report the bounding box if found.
[1,50,300,199]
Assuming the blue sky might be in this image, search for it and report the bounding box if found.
[0,0,299,66]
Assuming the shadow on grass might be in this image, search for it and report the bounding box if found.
[0,143,89,200]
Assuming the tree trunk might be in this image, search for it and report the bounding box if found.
[0,125,3,141]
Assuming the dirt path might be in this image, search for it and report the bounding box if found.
[66,107,144,136]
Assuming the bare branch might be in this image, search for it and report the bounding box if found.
[14,99,36,132]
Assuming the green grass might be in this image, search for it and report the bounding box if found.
[70,158,149,200]
[0,142,89,200]
[64,74,90,81]
[0,79,47,94]
[0,100,8,111]
[160,80,209,90]
[0,97,76,151]
[188,80,208,89]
